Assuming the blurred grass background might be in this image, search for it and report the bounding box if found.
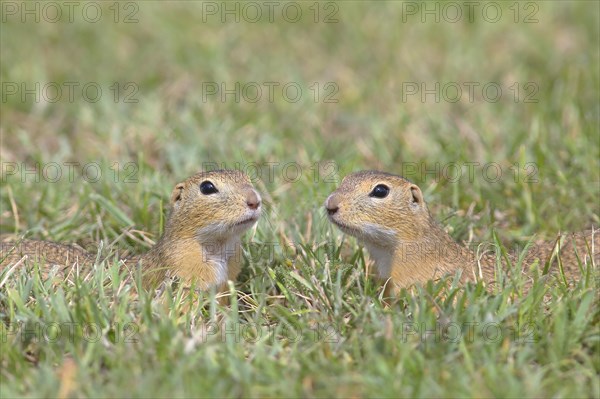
[2,1,598,243]
[1,1,599,397]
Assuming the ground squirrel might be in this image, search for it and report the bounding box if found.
[1,170,262,293]
[325,170,598,295]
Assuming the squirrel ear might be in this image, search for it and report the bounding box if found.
[170,183,185,205]
[410,185,424,206]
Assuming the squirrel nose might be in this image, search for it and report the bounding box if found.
[325,194,340,215]
[246,189,261,210]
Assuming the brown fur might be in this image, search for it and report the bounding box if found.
[325,170,598,295]
[1,170,262,294]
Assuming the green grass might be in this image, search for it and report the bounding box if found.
[1,1,599,397]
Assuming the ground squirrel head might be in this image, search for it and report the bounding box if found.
[325,171,433,247]
[166,170,261,241]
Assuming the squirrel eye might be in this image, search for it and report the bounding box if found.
[199,181,218,195]
[369,184,390,198]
